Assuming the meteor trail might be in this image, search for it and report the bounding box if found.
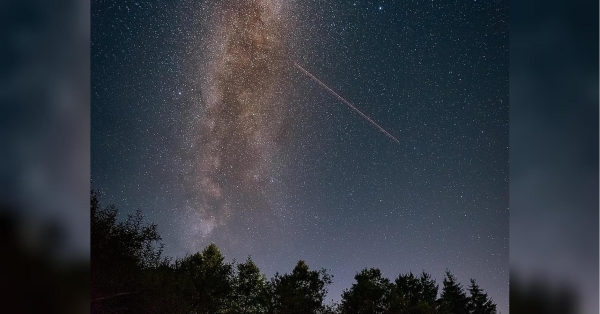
[294,62,400,144]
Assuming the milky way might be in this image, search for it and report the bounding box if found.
[186,0,293,234]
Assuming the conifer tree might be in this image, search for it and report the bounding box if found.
[438,270,469,314]
[467,279,497,314]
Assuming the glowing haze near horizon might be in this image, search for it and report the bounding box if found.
[92,0,508,313]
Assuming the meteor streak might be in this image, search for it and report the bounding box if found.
[294,62,400,144]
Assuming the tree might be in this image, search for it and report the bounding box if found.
[419,271,438,308]
[91,189,164,303]
[270,260,333,314]
[438,270,469,314]
[340,268,392,314]
[467,279,497,314]
[319,302,341,314]
[90,189,500,314]
[230,256,269,313]
[175,243,234,313]
[388,271,438,314]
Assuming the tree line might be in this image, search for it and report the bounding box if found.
[91,190,498,314]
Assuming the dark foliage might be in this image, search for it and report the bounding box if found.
[340,268,392,314]
[269,260,333,314]
[91,189,164,312]
[439,270,469,314]
[230,257,270,313]
[387,271,438,314]
[467,279,497,314]
[91,191,499,314]
[175,244,234,313]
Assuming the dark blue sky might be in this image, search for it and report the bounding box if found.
[92,0,508,312]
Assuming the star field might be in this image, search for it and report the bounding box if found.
[92,1,508,313]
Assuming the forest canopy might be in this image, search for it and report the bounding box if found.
[91,190,498,314]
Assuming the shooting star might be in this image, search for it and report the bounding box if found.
[294,62,400,144]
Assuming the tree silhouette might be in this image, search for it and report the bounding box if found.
[90,189,501,314]
[175,243,234,313]
[388,271,438,314]
[270,260,333,314]
[467,279,497,314]
[419,271,439,308]
[340,268,392,314]
[91,189,163,308]
[230,256,269,313]
[439,270,469,314]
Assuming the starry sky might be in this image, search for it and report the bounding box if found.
[92,0,508,313]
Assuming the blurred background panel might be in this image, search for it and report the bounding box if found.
[0,0,90,258]
[0,0,90,313]
[510,0,598,314]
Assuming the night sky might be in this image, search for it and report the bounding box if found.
[92,0,508,313]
